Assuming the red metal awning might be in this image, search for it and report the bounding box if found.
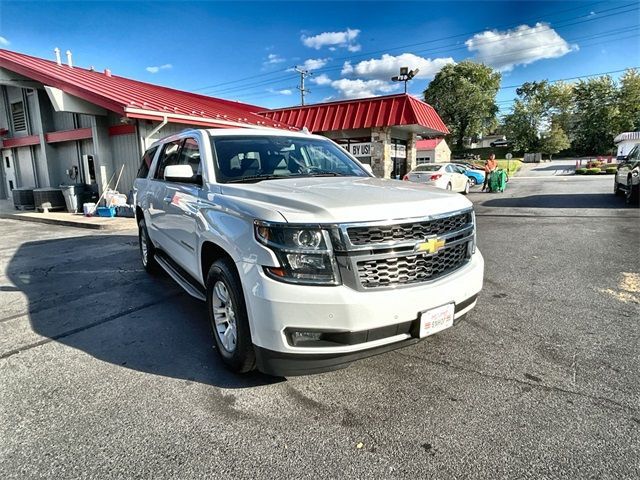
[0,49,291,130]
[258,94,449,136]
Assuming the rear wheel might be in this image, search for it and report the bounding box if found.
[468,177,477,186]
[138,219,161,275]
[206,258,256,373]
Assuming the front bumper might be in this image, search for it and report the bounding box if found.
[239,249,484,375]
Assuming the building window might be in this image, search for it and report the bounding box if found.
[416,156,431,165]
[11,102,27,132]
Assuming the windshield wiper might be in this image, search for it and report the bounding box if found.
[299,171,346,177]
[226,175,284,184]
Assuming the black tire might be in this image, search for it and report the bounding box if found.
[625,179,639,206]
[614,179,622,196]
[138,219,161,275]
[468,177,477,186]
[463,180,470,195]
[206,258,256,373]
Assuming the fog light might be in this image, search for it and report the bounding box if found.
[289,330,322,346]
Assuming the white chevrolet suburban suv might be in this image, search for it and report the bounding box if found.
[133,128,484,376]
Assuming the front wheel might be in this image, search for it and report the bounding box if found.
[463,180,470,195]
[468,177,477,186]
[446,183,452,191]
[625,179,639,206]
[614,179,622,196]
[206,258,256,373]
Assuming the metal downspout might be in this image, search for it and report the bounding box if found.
[143,116,168,149]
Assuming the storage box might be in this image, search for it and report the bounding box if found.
[96,206,116,217]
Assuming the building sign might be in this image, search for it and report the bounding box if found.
[345,142,372,157]
[391,144,406,159]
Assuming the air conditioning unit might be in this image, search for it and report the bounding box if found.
[33,188,66,212]
[12,187,35,210]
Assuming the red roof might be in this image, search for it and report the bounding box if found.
[0,49,290,130]
[259,94,449,135]
[416,138,443,149]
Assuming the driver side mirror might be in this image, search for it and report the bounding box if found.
[164,164,202,184]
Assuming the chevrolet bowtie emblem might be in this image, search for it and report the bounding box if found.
[415,237,446,255]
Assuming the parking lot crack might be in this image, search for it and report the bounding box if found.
[395,351,638,415]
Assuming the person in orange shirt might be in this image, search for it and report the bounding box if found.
[482,153,498,192]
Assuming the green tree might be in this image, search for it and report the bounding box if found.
[572,76,619,154]
[423,62,501,149]
[540,123,570,160]
[502,80,574,153]
[617,69,640,132]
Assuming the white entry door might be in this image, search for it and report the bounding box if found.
[2,149,17,194]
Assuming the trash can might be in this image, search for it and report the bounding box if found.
[59,184,85,213]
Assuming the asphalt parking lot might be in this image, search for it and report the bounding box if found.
[1,164,639,479]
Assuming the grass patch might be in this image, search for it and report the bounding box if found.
[495,159,522,176]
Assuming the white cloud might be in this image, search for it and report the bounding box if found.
[302,58,328,71]
[267,88,293,95]
[288,58,329,73]
[328,78,399,99]
[265,53,285,65]
[0,36,9,46]
[312,73,332,86]
[465,23,577,72]
[146,63,172,74]
[301,28,361,52]
[340,53,454,80]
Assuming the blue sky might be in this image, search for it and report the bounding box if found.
[0,0,638,112]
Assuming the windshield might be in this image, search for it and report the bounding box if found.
[210,135,369,183]
[414,164,442,172]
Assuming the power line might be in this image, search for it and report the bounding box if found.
[196,1,636,96]
[192,0,608,93]
[204,5,638,99]
[224,28,639,102]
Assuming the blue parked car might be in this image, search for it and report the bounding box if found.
[452,163,485,186]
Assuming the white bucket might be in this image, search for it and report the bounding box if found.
[83,202,96,216]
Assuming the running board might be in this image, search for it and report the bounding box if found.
[155,254,206,302]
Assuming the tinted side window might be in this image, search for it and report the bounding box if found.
[177,138,202,176]
[155,139,183,180]
[137,146,158,179]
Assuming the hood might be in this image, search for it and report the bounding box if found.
[220,177,472,223]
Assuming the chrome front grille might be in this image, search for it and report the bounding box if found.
[337,209,475,290]
[346,212,471,246]
[356,243,468,288]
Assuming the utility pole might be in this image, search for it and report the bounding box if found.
[294,66,312,106]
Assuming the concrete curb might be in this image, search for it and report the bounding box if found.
[0,212,135,230]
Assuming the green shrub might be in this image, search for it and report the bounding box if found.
[575,168,587,174]
[585,168,601,175]
[605,167,617,174]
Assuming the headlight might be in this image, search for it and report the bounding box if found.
[254,221,341,285]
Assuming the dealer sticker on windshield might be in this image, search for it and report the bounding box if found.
[419,303,455,338]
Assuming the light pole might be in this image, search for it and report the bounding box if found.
[391,67,420,94]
